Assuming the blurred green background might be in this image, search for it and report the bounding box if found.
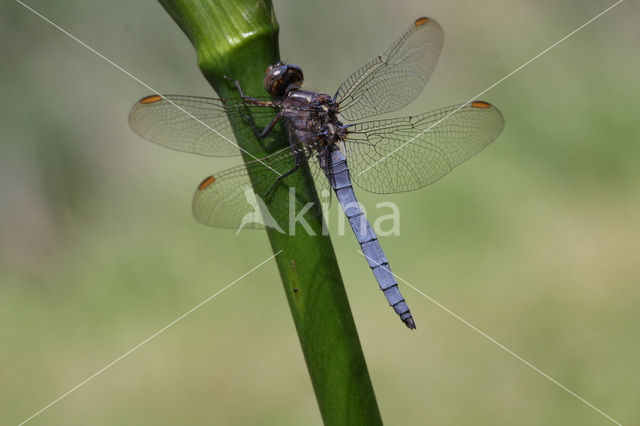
[1,0,638,424]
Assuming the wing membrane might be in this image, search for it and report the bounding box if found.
[334,17,443,121]
[345,101,505,193]
[192,143,331,230]
[128,94,280,157]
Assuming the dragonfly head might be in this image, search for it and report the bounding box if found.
[264,62,304,97]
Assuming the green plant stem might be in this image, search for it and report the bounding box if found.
[156,1,383,424]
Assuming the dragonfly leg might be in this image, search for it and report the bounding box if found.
[264,147,305,198]
[226,76,279,138]
[264,162,301,198]
[231,78,274,107]
[243,113,281,139]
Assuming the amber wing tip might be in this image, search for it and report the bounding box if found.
[414,17,430,26]
[197,175,216,190]
[139,94,163,104]
[471,100,493,109]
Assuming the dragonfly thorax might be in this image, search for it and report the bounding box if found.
[311,94,339,120]
[278,89,346,152]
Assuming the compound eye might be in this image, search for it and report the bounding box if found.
[286,65,303,85]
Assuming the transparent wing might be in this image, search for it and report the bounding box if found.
[308,149,333,211]
[345,101,504,194]
[192,143,331,230]
[128,94,281,157]
[334,17,443,121]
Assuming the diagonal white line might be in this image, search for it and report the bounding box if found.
[356,0,625,178]
[14,0,282,177]
[357,250,623,426]
[17,250,283,426]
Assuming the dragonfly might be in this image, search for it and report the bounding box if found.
[129,17,504,329]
